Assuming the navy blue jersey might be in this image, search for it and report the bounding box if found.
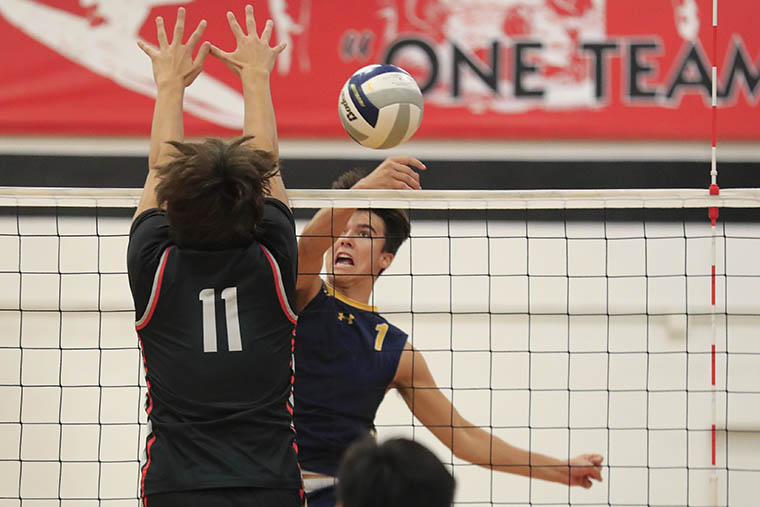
[127,200,302,497]
[293,282,408,477]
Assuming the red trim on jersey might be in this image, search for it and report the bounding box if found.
[286,330,303,504]
[137,336,154,413]
[137,335,148,373]
[145,384,154,415]
[136,247,172,331]
[259,244,298,325]
[142,435,157,503]
[137,333,156,502]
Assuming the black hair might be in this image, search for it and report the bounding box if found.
[337,436,455,507]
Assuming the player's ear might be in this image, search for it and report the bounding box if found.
[378,252,394,271]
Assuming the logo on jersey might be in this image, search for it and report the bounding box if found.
[338,312,355,325]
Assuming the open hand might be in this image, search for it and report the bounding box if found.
[353,156,427,190]
[209,5,287,77]
[137,7,210,88]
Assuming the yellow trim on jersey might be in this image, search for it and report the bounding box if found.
[324,281,378,312]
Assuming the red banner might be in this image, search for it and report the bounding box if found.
[0,0,758,140]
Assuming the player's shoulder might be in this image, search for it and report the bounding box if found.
[302,282,404,329]
[301,281,364,310]
[338,293,408,341]
[127,208,172,270]
[374,313,407,339]
[322,282,381,314]
[262,197,295,229]
[130,208,169,236]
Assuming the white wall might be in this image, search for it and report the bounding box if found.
[0,209,758,506]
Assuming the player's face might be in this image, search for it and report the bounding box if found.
[329,210,394,281]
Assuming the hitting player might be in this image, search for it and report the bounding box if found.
[293,159,604,506]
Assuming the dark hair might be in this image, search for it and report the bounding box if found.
[155,137,278,249]
[332,169,411,255]
[337,437,455,507]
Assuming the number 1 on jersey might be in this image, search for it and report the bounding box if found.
[374,323,388,351]
[199,287,242,353]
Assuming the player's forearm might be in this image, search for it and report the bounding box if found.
[242,69,279,160]
[241,69,289,204]
[136,80,185,218]
[454,427,569,485]
[299,207,356,255]
[149,80,185,169]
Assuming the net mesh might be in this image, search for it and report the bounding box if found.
[1,187,760,506]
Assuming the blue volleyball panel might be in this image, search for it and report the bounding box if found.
[347,64,408,128]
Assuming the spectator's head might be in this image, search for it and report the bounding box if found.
[337,437,455,507]
[155,137,277,249]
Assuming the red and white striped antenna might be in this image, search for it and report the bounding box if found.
[709,0,720,505]
[710,0,719,198]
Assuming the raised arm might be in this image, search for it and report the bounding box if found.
[295,156,425,311]
[209,5,288,205]
[391,345,604,488]
[134,7,210,220]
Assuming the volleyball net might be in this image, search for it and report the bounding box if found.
[1,187,759,506]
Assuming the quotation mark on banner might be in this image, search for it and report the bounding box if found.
[340,30,374,62]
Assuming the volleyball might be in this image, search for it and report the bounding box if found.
[338,64,424,149]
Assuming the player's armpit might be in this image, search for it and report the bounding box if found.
[294,276,322,313]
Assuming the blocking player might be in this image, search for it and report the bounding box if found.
[127,6,301,506]
[294,159,604,506]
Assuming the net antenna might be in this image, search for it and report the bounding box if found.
[709,0,720,504]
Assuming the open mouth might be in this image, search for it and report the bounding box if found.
[335,252,354,266]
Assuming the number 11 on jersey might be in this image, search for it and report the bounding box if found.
[199,287,242,353]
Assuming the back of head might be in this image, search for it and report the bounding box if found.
[337,437,455,507]
[155,137,278,249]
[332,169,411,256]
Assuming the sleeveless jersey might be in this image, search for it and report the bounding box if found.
[293,282,408,477]
[127,202,301,497]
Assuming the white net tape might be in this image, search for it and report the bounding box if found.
[1,187,760,209]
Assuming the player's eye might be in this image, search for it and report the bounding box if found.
[360,230,370,238]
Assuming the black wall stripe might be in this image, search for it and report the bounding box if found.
[1,154,758,190]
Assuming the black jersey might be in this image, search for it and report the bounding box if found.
[127,199,301,497]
